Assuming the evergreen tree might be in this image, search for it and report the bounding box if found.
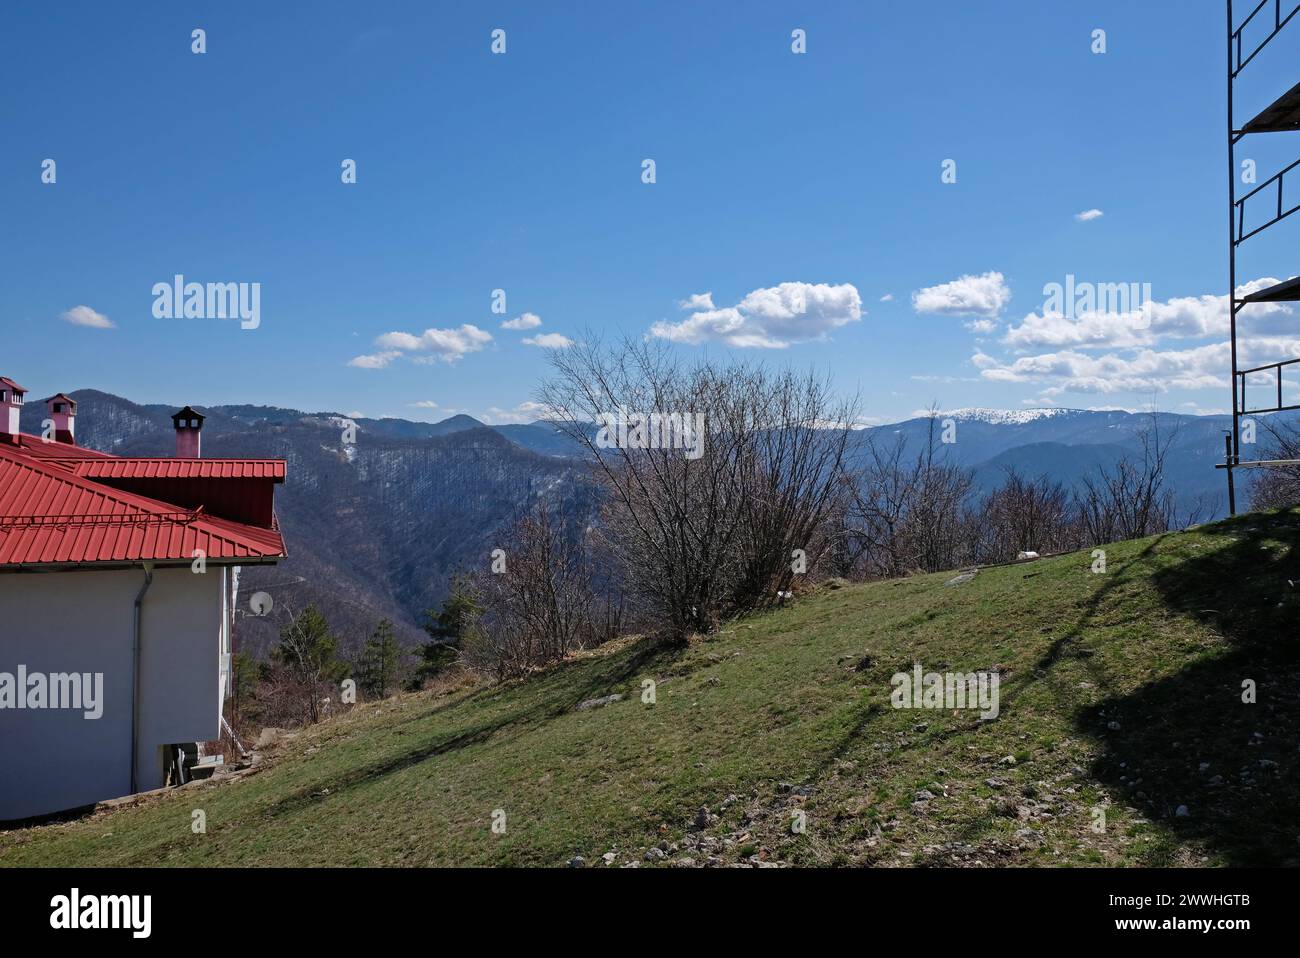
[357,618,402,699]
[273,604,346,723]
[409,576,481,689]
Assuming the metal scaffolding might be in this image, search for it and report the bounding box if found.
[1222,0,1300,513]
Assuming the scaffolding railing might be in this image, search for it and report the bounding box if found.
[1231,1,1300,76]
[1222,0,1300,512]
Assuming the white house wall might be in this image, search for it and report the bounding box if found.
[0,565,225,821]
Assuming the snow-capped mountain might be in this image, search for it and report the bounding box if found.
[938,407,1084,426]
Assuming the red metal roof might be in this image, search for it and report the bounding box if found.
[70,458,285,480]
[0,442,286,568]
[0,434,113,461]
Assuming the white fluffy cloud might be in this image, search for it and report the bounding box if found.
[60,305,114,329]
[1001,278,1292,350]
[973,335,1300,396]
[480,400,555,425]
[650,282,862,348]
[973,344,1230,395]
[677,292,715,311]
[1074,209,1104,222]
[347,350,401,369]
[962,276,1300,402]
[350,324,492,368]
[501,312,542,330]
[912,271,1011,318]
[522,332,574,349]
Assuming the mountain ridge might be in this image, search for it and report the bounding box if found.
[15,389,1274,655]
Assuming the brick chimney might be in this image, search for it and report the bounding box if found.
[46,393,76,445]
[0,378,26,444]
[172,405,205,457]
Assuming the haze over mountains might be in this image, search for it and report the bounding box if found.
[24,390,1264,657]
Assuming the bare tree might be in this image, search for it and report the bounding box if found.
[1075,414,1180,545]
[462,501,612,679]
[843,413,976,577]
[730,367,861,609]
[539,336,858,640]
[977,468,1080,562]
[1248,418,1300,510]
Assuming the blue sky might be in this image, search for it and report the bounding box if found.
[3,1,1299,424]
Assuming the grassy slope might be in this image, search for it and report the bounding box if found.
[4,511,1299,868]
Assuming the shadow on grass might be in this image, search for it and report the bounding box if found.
[261,635,687,819]
[1080,511,1300,865]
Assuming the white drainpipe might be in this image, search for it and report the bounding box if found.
[130,563,154,793]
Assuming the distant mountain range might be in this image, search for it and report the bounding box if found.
[860,407,1246,513]
[22,392,1276,656]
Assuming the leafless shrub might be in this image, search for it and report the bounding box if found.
[461,501,613,679]
[1248,418,1300,509]
[539,336,857,640]
[976,468,1081,562]
[1075,415,1180,545]
[730,367,861,609]
[843,414,977,577]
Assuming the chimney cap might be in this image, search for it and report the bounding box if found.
[172,405,206,427]
[46,392,77,413]
[0,377,27,397]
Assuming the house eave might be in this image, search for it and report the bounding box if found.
[0,556,285,574]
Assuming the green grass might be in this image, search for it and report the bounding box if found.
[4,510,1299,867]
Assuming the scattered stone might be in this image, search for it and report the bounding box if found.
[1107,721,1121,731]
[254,727,288,750]
[694,806,711,830]
[1000,755,1018,765]
[644,847,666,861]
[946,571,977,587]
[567,856,585,868]
[1175,805,1190,818]
[601,852,617,865]
[575,693,624,711]
[985,778,1006,789]
[914,789,936,801]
